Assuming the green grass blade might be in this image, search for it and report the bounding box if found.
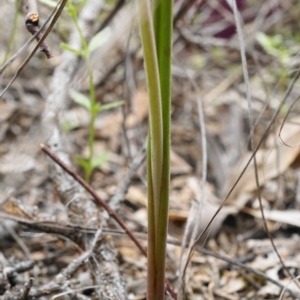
[153,0,173,298]
[136,0,163,218]
[137,0,173,299]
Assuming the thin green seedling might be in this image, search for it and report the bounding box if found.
[137,0,173,299]
[62,0,123,182]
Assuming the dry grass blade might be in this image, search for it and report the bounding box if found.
[231,0,300,289]
[183,51,300,273]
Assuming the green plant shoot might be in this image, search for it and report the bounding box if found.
[137,0,173,299]
[62,0,123,182]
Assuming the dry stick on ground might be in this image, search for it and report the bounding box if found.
[195,247,300,299]
[0,260,34,296]
[43,230,103,299]
[20,277,34,300]
[40,143,178,300]
[0,211,298,299]
[25,0,53,58]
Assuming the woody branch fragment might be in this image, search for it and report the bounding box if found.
[25,0,53,58]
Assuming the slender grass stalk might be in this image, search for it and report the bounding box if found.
[136,1,162,299]
[137,0,173,299]
[153,0,173,298]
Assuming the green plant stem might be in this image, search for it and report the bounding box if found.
[153,0,173,297]
[137,0,173,299]
[137,0,163,207]
[71,9,96,183]
[86,67,96,182]
[137,0,164,299]
[146,138,157,300]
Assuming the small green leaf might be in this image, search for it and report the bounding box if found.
[99,101,124,112]
[69,89,91,111]
[91,153,109,169]
[256,32,281,57]
[88,27,112,53]
[60,43,84,56]
[75,156,90,170]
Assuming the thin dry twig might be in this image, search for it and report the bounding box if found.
[178,76,208,299]
[40,143,177,299]
[21,277,34,300]
[231,0,300,288]
[187,59,300,266]
[0,0,67,99]
[0,0,58,76]
[0,210,298,298]
[40,143,146,254]
[2,221,31,260]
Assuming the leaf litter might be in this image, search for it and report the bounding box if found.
[1,0,300,299]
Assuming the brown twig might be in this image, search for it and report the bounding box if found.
[0,211,299,298]
[40,143,177,300]
[25,0,53,58]
[0,0,56,76]
[21,277,34,300]
[97,0,125,32]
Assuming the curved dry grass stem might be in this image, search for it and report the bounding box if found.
[231,0,300,289]
[184,51,300,273]
[177,75,208,300]
[279,275,300,300]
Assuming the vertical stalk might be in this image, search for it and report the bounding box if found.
[153,0,173,297]
[71,11,96,183]
[136,0,163,299]
[137,0,163,211]
[137,0,173,299]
